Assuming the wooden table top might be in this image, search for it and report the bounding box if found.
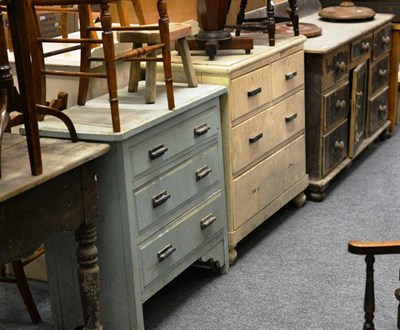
[0,133,110,202]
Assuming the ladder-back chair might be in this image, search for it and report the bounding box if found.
[23,0,175,133]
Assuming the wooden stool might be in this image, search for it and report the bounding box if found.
[118,21,198,104]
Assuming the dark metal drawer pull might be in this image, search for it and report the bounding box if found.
[361,42,370,52]
[335,141,345,151]
[200,214,217,229]
[285,71,297,80]
[149,144,168,160]
[336,100,346,110]
[378,69,388,78]
[249,132,263,144]
[285,113,297,123]
[379,105,387,113]
[382,36,391,45]
[247,87,262,97]
[335,61,346,73]
[194,123,211,137]
[195,166,212,181]
[152,190,171,208]
[157,244,176,262]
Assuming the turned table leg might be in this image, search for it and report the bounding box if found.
[75,162,103,330]
[288,0,299,36]
[266,0,275,46]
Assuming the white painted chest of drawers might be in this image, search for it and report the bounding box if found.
[160,36,309,263]
[37,84,229,329]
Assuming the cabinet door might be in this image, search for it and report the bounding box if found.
[349,61,368,158]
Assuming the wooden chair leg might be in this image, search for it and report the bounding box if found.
[288,0,299,36]
[145,54,157,104]
[177,37,198,88]
[395,288,400,329]
[266,0,276,46]
[364,255,376,330]
[158,0,175,110]
[235,0,248,37]
[11,260,41,324]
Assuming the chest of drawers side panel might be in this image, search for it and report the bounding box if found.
[304,53,324,180]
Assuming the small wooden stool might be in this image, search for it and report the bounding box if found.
[118,22,198,104]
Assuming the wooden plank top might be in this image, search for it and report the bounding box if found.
[35,83,227,142]
[302,12,394,53]
[0,133,110,202]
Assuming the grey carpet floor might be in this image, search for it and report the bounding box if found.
[1,130,399,329]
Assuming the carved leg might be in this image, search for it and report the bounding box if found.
[75,223,102,330]
[266,0,275,46]
[235,0,248,37]
[76,162,103,330]
[364,255,375,330]
[395,287,400,329]
[288,0,299,36]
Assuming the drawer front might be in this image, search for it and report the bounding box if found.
[322,119,349,176]
[373,24,391,60]
[230,64,272,122]
[232,135,306,230]
[368,86,389,135]
[133,143,221,236]
[323,81,350,132]
[271,50,304,100]
[322,45,349,91]
[231,90,305,174]
[128,106,219,180]
[139,191,225,290]
[371,55,389,94]
[351,34,372,62]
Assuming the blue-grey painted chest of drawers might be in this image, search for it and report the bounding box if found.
[38,84,229,329]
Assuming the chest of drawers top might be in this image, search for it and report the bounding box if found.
[36,83,227,142]
[302,13,394,54]
[178,35,307,80]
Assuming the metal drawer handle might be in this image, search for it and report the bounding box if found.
[335,61,347,73]
[334,141,345,151]
[249,132,263,144]
[194,123,211,137]
[378,69,388,78]
[149,144,168,160]
[152,190,171,208]
[285,113,297,123]
[285,71,298,80]
[361,42,370,52]
[382,35,391,45]
[336,100,346,110]
[157,244,176,262]
[247,87,262,97]
[200,214,217,229]
[379,105,387,113]
[195,165,212,181]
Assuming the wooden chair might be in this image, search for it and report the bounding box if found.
[348,240,400,329]
[234,0,299,46]
[0,247,45,324]
[20,0,175,133]
[117,0,198,105]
